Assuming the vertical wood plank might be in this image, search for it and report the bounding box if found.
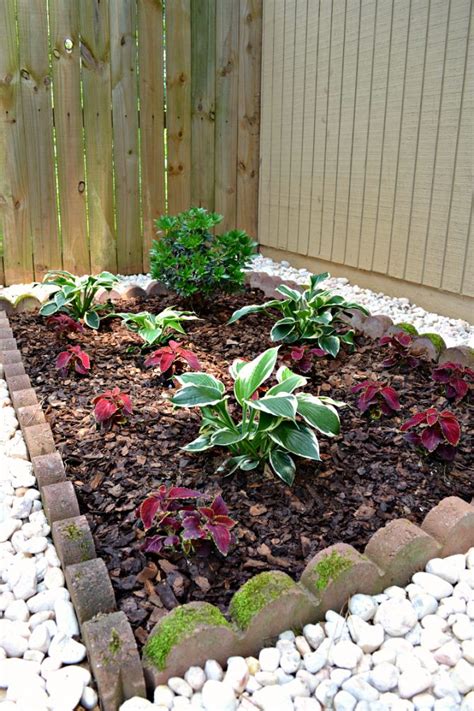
[191,0,216,210]
[17,0,60,280]
[49,0,89,275]
[166,0,192,215]
[110,0,141,274]
[0,0,34,283]
[80,0,116,273]
[267,2,285,249]
[256,0,274,246]
[237,0,262,238]
[215,0,239,231]
[138,0,165,270]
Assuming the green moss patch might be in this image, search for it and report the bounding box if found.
[229,571,295,631]
[143,603,230,671]
[418,333,446,353]
[395,322,418,336]
[311,551,352,591]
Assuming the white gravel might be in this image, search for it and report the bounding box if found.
[0,371,98,711]
[122,549,474,711]
[1,257,472,347]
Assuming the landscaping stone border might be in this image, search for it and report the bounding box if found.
[2,280,473,705]
[0,314,146,711]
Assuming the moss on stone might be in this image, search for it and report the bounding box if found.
[229,571,295,631]
[395,322,418,336]
[143,603,230,671]
[64,523,83,540]
[109,628,122,655]
[311,551,352,591]
[418,333,446,353]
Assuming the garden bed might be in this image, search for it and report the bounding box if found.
[9,288,473,648]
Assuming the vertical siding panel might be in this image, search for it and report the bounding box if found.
[441,4,472,294]
[319,0,346,261]
[237,0,262,238]
[387,0,429,279]
[0,0,34,283]
[307,0,332,258]
[357,0,393,271]
[267,3,285,249]
[18,0,61,279]
[138,0,165,270]
[50,0,89,276]
[166,0,192,214]
[215,0,239,231]
[276,1,296,250]
[345,0,377,267]
[191,0,216,210]
[80,0,116,273]
[422,0,471,289]
[297,0,319,257]
[331,0,360,264]
[403,0,450,284]
[287,0,308,254]
[110,0,141,274]
[371,0,410,274]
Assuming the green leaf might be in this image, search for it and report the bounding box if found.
[227,302,274,325]
[172,385,225,407]
[255,411,281,432]
[309,272,330,291]
[234,347,279,405]
[183,434,213,451]
[211,429,247,446]
[246,394,297,419]
[268,368,307,395]
[318,335,340,358]
[39,301,59,316]
[217,456,259,476]
[296,393,340,436]
[229,358,246,379]
[176,372,225,393]
[275,284,302,301]
[269,421,320,461]
[270,318,296,342]
[84,311,100,329]
[269,449,296,485]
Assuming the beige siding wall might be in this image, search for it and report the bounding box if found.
[258,0,473,320]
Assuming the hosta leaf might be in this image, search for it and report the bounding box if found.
[268,369,307,395]
[172,384,225,407]
[211,429,247,445]
[234,347,279,405]
[318,335,340,358]
[217,456,259,476]
[296,393,340,436]
[275,284,302,301]
[227,302,276,325]
[176,372,225,393]
[84,311,100,329]
[246,394,297,419]
[229,358,246,379]
[269,449,296,485]
[256,411,281,432]
[309,272,330,291]
[269,421,320,461]
[183,434,213,451]
[270,318,296,342]
[39,301,59,316]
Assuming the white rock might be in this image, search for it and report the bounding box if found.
[413,647,439,674]
[28,623,50,653]
[0,519,21,543]
[329,641,363,669]
[411,594,439,620]
[279,630,296,642]
[0,657,41,688]
[450,658,474,693]
[204,660,224,682]
[420,628,451,652]
[45,664,91,695]
[412,692,435,709]
[119,699,156,711]
[53,599,79,637]
[434,640,462,666]
[44,566,64,590]
[303,650,327,674]
[225,657,249,694]
[348,595,377,622]
[284,678,310,698]
[461,692,474,711]
[23,649,45,663]
[462,640,474,663]
[467,549,474,570]
[398,669,433,699]
[432,670,462,702]
[27,587,69,613]
[294,699,321,711]
[348,616,384,653]
[4,598,29,622]
[315,679,339,706]
[342,675,379,702]
[412,573,454,601]
[252,684,293,711]
[295,636,311,657]
[22,536,48,554]
[10,558,37,601]
[303,624,325,650]
[154,684,175,707]
[330,668,352,686]
[334,690,357,711]
[168,677,193,698]
[48,632,86,664]
[201,680,237,711]
[374,599,417,636]
[385,586,408,600]
[81,686,99,710]
[184,666,206,692]
[275,668,294,684]
[245,657,259,675]
[369,663,399,692]
[280,649,302,674]
[259,647,281,673]
[426,556,466,585]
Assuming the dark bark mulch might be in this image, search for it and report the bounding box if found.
[10,289,473,646]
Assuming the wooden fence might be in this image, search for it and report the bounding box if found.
[0,0,262,285]
[258,0,473,320]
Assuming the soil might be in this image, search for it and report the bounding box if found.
[10,289,473,647]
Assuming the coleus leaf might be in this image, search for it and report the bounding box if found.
[439,412,461,446]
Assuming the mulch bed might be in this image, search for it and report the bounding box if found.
[10,289,473,646]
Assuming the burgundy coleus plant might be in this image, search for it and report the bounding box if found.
[92,387,132,428]
[432,361,474,403]
[400,407,461,461]
[138,486,236,557]
[47,314,84,336]
[285,345,326,374]
[379,331,420,369]
[55,345,91,377]
[351,380,401,418]
[144,340,201,376]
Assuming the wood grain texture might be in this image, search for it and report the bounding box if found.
[237,0,262,238]
[0,0,34,283]
[256,0,273,246]
[17,0,60,279]
[191,0,216,210]
[166,0,192,214]
[110,0,141,273]
[138,0,165,270]
[49,0,89,275]
[80,0,116,273]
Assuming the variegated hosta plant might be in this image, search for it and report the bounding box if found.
[228,272,369,357]
[172,347,343,485]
